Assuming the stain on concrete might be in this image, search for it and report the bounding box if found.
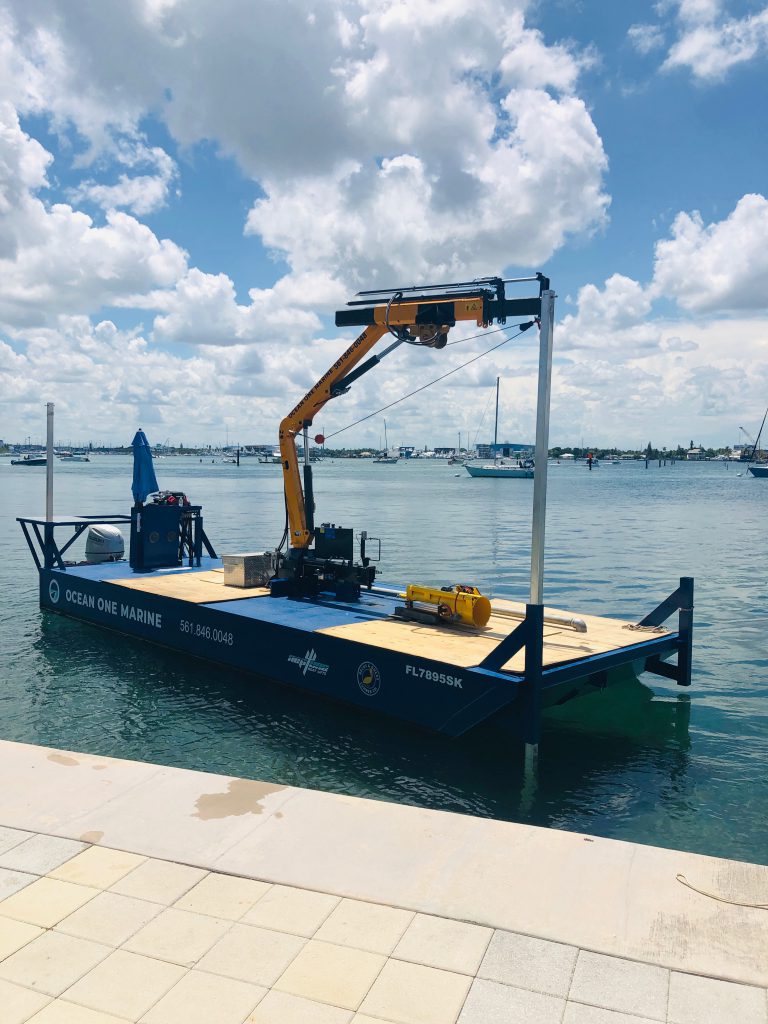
[92,765,107,771]
[79,830,104,843]
[194,778,286,820]
[48,753,79,766]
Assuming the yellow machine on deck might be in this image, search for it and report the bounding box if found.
[401,584,492,628]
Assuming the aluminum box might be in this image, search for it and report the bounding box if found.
[222,551,275,588]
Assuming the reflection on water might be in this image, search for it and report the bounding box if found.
[1,456,767,864]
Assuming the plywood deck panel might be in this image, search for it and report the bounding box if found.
[107,570,269,604]
[319,599,667,673]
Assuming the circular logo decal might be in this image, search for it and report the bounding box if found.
[357,661,381,697]
[48,578,60,604]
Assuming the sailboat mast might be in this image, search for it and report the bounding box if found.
[751,406,768,461]
[494,376,500,448]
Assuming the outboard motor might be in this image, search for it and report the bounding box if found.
[85,524,125,563]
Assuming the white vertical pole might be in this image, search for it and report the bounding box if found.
[45,402,54,521]
[530,290,555,605]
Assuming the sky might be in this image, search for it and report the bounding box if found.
[0,0,767,451]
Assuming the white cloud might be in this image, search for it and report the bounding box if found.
[150,269,323,346]
[248,87,608,288]
[0,105,188,327]
[651,194,768,312]
[655,0,768,81]
[627,24,666,55]
[69,145,178,216]
[5,0,766,451]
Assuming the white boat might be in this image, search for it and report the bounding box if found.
[11,453,47,466]
[373,420,398,464]
[465,377,533,479]
[465,458,534,478]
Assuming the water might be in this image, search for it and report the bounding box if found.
[1,455,766,865]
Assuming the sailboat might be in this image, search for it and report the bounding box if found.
[465,377,534,478]
[373,420,398,464]
[747,405,768,477]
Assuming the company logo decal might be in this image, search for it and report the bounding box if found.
[357,661,381,696]
[287,649,329,677]
[48,578,60,604]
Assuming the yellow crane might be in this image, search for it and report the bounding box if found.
[272,276,547,601]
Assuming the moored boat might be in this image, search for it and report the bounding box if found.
[465,459,534,478]
[18,275,695,749]
[11,453,47,466]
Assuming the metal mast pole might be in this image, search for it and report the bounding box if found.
[494,377,499,448]
[45,402,54,521]
[530,290,555,605]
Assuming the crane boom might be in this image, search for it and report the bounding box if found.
[273,275,548,600]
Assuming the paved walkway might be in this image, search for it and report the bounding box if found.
[1,827,765,1024]
[0,740,766,1023]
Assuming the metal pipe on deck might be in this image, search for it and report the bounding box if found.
[493,606,587,633]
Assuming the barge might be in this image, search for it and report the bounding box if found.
[19,275,694,745]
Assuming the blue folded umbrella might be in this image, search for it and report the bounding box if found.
[131,429,159,505]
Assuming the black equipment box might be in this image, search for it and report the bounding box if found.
[130,503,182,571]
[314,524,354,561]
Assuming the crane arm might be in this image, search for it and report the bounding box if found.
[279,322,389,548]
[279,280,546,551]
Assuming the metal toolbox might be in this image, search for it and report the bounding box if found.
[221,551,275,588]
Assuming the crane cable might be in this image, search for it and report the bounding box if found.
[324,320,536,440]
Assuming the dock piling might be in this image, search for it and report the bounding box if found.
[521,603,544,746]
[44,402,54,569]
[530,289,555,605]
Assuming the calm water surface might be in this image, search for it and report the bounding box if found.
[1,455,766,864]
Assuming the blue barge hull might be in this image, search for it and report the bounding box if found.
[31,548,693,739]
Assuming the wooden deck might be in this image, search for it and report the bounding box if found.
[319,598,665,673]
[103,567,667,673]
[107,568,270,604]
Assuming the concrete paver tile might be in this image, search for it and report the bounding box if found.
[0,930,111,996]
[124,907,231,967]
[275,939,386,1011]
[458,978,564,1024]
[0,877,100,928]
[0,915,44,960]
[0,827,33,856]
[141,968,266,1024]
[0,867,37,899]
[563,1003,663,1023]
[667,970,768,1024]
[27,1000,132,1023]
[242,884,339,937]
[110,859,207,905]
[0,977,51,1024]
[478,929,578,997]
[247,989,353,1023]
[569,952,669,1021]
[0,835,86,875]
[351,1016,399,1024]
[393,914,493,976]
[49,846,146,889]
[315,898,414,954]
[56,891,162,947]
[64,949,186,1021]
[359,958,472,1024]
[198,922,306,987]
[174,872,272,920]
